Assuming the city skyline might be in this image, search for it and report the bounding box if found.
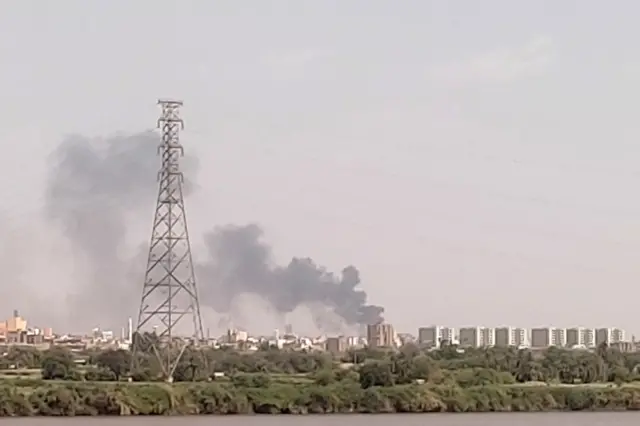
[3,2,640,335]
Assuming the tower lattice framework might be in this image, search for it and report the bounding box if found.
[132,99,204,381]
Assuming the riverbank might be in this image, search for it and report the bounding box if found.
[2,380,640,416]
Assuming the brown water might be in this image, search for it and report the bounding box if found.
[1,414,640,425]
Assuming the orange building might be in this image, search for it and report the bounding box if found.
[4,310,27,334]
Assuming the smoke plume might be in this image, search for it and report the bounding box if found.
[196,224,384,329]
[45,131,383,332]
[44,131,198,328]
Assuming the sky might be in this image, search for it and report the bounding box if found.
[1,0,640,336]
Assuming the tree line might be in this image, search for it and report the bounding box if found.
[3,339,640,388]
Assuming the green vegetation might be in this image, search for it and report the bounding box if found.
[3,340,640,415]
[2,379,640,415]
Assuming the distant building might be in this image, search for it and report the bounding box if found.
[566,327,596,348]
[494,327,528,347]
[418,326,456,348]
[480,327,496,347]
[226,329,248,343]
[610,341,634,353]
[531,328,552,348]
[43,327,53,339]
[367,323,396,348]
[596,328,626,346]
[530,327,565,348]
[5,310,27,333]
[346,336,362,348]
[325,337,348,355]
[551,328,566,347]
[459,327,495,348]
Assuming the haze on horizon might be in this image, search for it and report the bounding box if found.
[1,0,640,336]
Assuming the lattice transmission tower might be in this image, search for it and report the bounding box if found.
[132,99,204,382]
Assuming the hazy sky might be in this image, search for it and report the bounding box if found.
[2,1,640,335]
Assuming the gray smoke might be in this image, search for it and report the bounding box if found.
[44,131,197,328]
[196,224,385,327]
[45,131,383,330]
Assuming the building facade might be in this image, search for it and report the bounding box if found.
[459,327,495,348]
[566,327,596,348]
[531,327,551,348]
[325,337,348,355]
[367,323,396,348]
[494,327,528,347]
[550,328,567,347]
[418,326,456,348]
[596,327,626,346]
[459,327,480,348]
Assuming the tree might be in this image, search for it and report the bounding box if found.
[358,361,395,388]
[95,349,131,381]
[6,346,41,369]
[313,369,335,386]
[409,354,438,381]
[41,349,76,380]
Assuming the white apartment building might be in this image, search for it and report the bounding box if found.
[531,327,566,348]
[566,327,596,348]
[494,327,528,348]
[551,328,567,347]
[480,327,495,347]
[418,326,456,348]
[531,327,552,348]
[459,327,495,348]
[596,327,627,346]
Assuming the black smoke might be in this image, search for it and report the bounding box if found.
[45,131,383,330]
[196,224,384,327]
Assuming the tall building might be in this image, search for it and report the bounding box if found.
[480,327,496,347]
[495,327,528,347]
[566,327,596,348]
[367,323,396,348]
[418,326,456,348]
[596,327,627,346]
[531,327,552,348]
[459,327,495,348]
[531,327,565,348]
[612,328,626,343]
[551,328,567,347]
[459,327,479,348]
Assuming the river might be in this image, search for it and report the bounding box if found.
[2,414,640,425]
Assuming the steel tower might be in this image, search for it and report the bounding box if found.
[132,99,204,382]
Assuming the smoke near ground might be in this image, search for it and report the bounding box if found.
[44,131,383,333]
[196,224,384,332]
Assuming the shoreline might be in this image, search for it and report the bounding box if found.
[3,381,640,416]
